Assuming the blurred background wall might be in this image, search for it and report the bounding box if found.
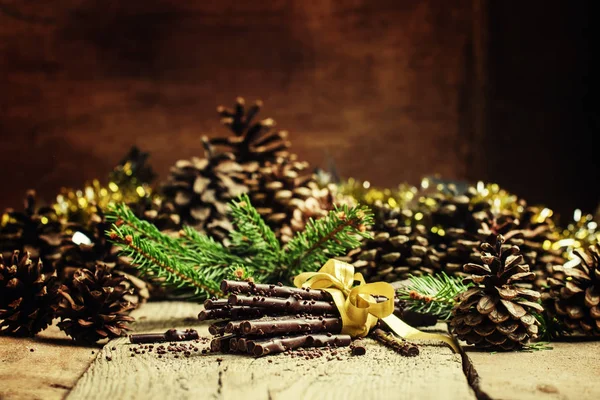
[0,0,594,220]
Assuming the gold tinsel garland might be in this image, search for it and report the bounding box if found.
[53,155,154,226]
[336,178,418,210]
[337,176,599,262]
[552,209,600,265]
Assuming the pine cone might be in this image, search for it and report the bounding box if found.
[161,97,334,244]
[421,185,564,279]
[56,265,135,343]
[0,251,59,336]
[0,190,64,269]
[55,209,149,305]
[450,234,543,350]
[211,97,291,161]
[249,157,335,243]
[161,140,248,243]
[339,203,440,282]
[543,246,600,336]
[130,196,181,233]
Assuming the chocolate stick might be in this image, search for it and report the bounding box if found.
[208,322,228,335]
[371,328,419,357]
[210,334,236,353]
[240,316,342,336]
[198,306,273,321]
[129,329,199,344]
[306,333,352,348]
[250,334,310,357]
[228,294,337,314]
[229,337,239,352]
[204,298,230,310]
[224,321,243,334]
[237,338,248,352]
[221,280,330,301]
[350,339,367,356]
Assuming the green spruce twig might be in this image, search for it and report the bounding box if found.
[396,273,471,320]
[106,194,372,300]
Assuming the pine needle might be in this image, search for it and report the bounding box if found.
[396,272,470,320]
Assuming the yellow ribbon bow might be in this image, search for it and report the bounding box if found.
[294,259,459,353]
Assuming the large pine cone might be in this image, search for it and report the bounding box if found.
[161,97,334,244]
[0,251,59,336]
[543,246,600,336]
[160,142,249,243]
[450,234,543,350]
[339,203,440,282]
[0,191,64,269]
[55,265,135,343]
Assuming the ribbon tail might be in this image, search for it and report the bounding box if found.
[381,315,460,353]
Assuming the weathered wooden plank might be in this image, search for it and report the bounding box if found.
[68,301,474,400]
[0,323,97,400]
[468,341,600,400]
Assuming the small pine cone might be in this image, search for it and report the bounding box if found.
[0,251,59,336]
[0,190,64,269]
[451,234,543,350]
[544,246,600,336]
[56,209,149,305]
[339,203,439,282]
[56,265,135,343]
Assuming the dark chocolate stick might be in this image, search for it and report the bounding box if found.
[240,316,342,336]
[129,329,199,344]
[210,334,236,353]
[228,294,337,314]
[251,334,310,357]
[208,322,228,335]
[224,321,243,334]
[229,337,239,352]
[204,298,230,310]
[221,280,330,301]
[306,334,352,348]
[237,338,248,352]
[371,328,419,357]
[350,339,367,356]
[198,306,271,321]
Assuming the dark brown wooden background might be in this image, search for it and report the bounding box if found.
[0,0,595,220]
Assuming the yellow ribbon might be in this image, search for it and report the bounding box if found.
[294,259,459,353]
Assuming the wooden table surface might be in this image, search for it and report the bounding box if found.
[1,301,599,400]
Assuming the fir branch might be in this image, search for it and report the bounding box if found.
[283,205,373,278]
[106,198,372,300]
[396,273,471,320]
[228,194,280,257]
[109,225,221,299]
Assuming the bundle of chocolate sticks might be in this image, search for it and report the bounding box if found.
[199,280,420,357]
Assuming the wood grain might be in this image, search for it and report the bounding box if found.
[469,341,600,400]
[0,323,98,400]
[67,301,474,400]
